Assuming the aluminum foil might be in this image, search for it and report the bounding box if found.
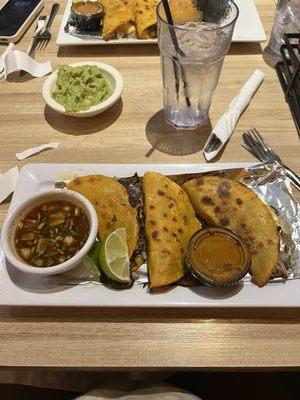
[64,21,101,39]
[242,161,300,278]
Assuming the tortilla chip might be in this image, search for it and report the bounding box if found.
[183,176,280,287]
[101,0,133,39]
[68,175,138,258]
[143,172,201,288]
[133,0,159,39]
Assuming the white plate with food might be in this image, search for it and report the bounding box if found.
[0,162,299,308]
[56,0,266,46]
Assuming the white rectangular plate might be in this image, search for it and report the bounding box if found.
[56,0,266,46]
[1,162,299,308]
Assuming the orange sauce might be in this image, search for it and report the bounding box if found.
[188,228,251,285]
[73,2,102,15]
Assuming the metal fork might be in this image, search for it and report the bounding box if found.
[18,15,47,76]
[27,15,47,58]
[243,128,300,191]
[36,3,60,51]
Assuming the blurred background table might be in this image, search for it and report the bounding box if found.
[0,0,299,369]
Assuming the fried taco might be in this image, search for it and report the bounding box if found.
[101,0,136,39]
[182,176,280,287]
[143,172,201,289]
[169,0,203,24]
[133,0,159,39]
[68,175,140,263]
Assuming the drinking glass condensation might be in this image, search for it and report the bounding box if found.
[157,1,239,129]
[265,0,300,60]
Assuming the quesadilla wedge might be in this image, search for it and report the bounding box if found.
[143,172,201,288]
[68,175,139,260]
[182,176,280,287]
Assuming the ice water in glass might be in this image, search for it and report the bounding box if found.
[157,1,239,130]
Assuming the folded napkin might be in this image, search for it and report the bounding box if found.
[0,43,52,80]
[204,69,265,161]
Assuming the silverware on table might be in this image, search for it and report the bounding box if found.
[27,15,47,58]
[204,134,222,153]
[243,128,300,191]
[18,15,46,76]
[36,3,60,51]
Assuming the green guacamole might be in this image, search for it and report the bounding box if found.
[52,65,112,113]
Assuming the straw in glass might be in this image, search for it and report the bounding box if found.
[161,0,191,107]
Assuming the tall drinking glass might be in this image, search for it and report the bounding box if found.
[157,0,239,129]
[265,0,300,60]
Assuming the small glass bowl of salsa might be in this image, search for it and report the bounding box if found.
[71,1,104,32]
[186,227,251,287]
[1,189,98,276]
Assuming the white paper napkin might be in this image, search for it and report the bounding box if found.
[0,167,19,203]
[0,43,52,80]
[16,142,59,160]
[204,69,265,161]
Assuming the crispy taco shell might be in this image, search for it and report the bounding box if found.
[101,0,135,39]
[169,0,203,24]
[143,172,200,288]
[183,175,280,287]
[133,0,159,39]
[68,175,139,259]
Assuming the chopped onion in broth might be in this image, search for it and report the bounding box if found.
[14,200,90,267]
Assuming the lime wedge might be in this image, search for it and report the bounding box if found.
[99,228,130,283]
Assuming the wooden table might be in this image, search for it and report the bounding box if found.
[0,0,300,370]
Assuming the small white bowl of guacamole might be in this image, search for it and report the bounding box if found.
[42,61,123,117]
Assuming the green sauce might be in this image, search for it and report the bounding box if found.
[52,65,112,113]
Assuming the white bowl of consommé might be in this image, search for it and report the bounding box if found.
[1,189,98,276]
